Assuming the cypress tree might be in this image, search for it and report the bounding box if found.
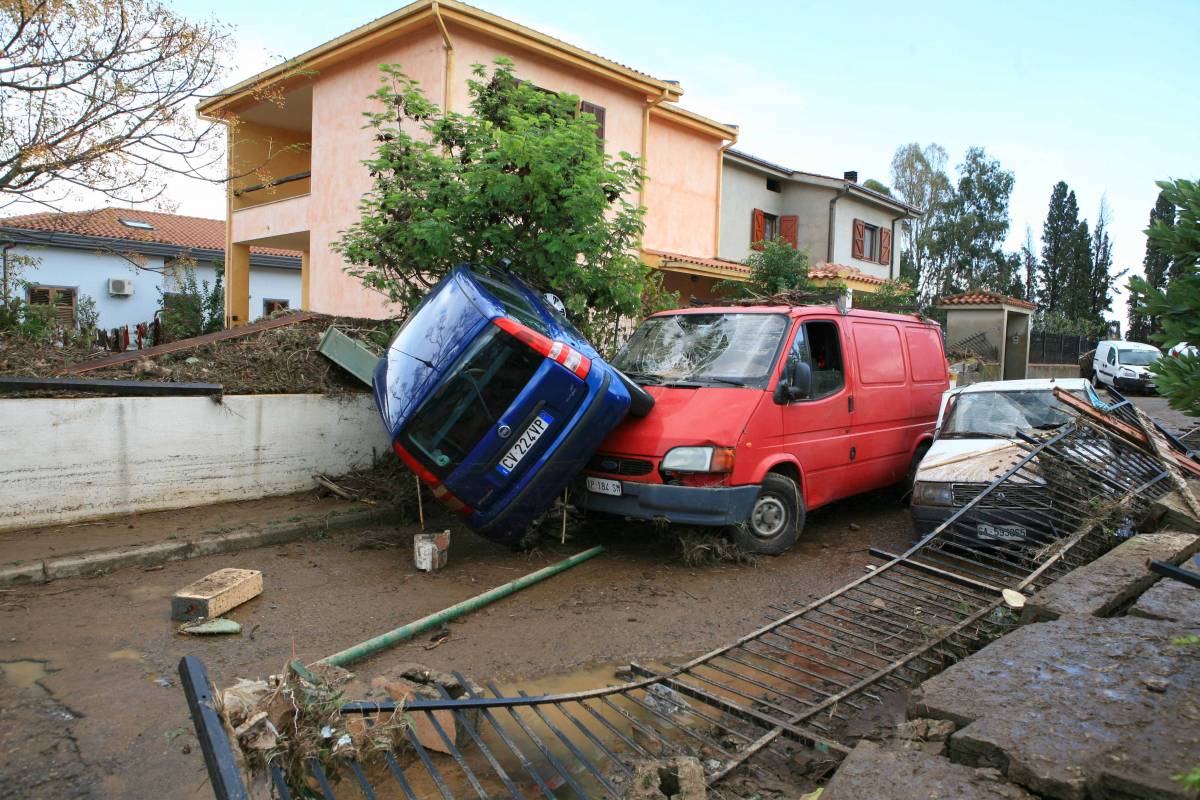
[1128,191,1175,340]
[1039,182,1080,313]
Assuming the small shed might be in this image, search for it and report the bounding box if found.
[937,291,1036,381]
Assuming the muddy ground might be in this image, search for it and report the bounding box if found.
[0,490,914,799]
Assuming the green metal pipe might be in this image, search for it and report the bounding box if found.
[319,545,605,668]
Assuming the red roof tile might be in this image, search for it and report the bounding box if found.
[808,263,888,286]
[644,248,750,275]
[0,208,300,259]
[938,291,1036,311]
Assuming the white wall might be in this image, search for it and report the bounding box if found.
[831,195,900,280]
[0,394,389,532]
[8,244,300,328]
[719,162,787,263]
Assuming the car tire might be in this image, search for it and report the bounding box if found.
[728,473,803,555]
[614,368,655,418]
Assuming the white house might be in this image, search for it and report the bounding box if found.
[0,208,301,330]
[719,150,922,294]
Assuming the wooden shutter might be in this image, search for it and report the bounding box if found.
[879,228,892,265]
[851,218,866,260]
[751,208,766,250]
[28,286,51,306]
[53,288,76,325]
[579,101,606,141]
[780,215,799,248]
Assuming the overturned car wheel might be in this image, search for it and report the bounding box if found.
[728,474,804,555]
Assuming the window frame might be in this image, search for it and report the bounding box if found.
[785,319,845,401]
[27,284,78,327]
[860,223,879,262]
[762,211,779,243]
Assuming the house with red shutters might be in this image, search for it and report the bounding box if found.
[718,149,921,295]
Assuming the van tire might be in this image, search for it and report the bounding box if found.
[729,474,803,555]
[614,368,655,418]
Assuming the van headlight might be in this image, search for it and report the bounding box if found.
[913,481,955,507]
[660,446,735,473]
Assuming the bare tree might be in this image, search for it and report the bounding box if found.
[0,0,232,212]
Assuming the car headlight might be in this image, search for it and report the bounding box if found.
[660,446,735,473]
[913,480,955,507]
[1119,367,1136,376]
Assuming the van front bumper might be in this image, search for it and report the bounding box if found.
[577,480,760,527]
[1113,375,1156,394]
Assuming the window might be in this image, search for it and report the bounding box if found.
[469,265,551,335]
[789,321,845,399]
[579,101,606,141]
[763,212,779,242]
[401,327,544,479]
[263,298,290,316]
[851,218,885,262]
[27,285,77,326]
[614,313,790,388]
[766,178,782,193]
[752,208,780,249]
[118,218,155,230]
[1106,347,1116,365]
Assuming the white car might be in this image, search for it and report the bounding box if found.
[910,378,1103,542]
[1092,340,1162,394]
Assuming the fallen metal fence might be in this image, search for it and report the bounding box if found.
[181,398,1179,800]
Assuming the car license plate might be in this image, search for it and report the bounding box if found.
[977,523,1025,541]
[586,477,622,496]
[496,412,553,475]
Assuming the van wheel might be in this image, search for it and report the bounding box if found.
[614,368,655,418]
[729,474,803,555]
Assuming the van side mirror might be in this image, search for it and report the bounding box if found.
[774,357,812,404]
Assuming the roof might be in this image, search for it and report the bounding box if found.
[808,263,888,287]
[643,248,749,276]
[0,208,301,263]
[199,0,683,118]
[724,149,922,216]
[953,377,1090,394]
[938,291,1036,311]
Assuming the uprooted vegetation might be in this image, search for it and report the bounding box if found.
[0,312,400,394]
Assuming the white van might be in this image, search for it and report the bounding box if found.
[1092,340,1161,394]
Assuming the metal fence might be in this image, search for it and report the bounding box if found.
[181,397,1181,800]
[1029,332,1098,365]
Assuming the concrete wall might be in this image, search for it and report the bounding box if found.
[10,244,300,328]
[0,394,389,532]
[945,308,1006,360]
[1029,363,1080,379]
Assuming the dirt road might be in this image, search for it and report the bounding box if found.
[0,491,915,799]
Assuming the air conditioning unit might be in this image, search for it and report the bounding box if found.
[108,278,134,296]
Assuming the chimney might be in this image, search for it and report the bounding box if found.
[843,170,858,183]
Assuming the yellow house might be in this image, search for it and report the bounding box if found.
[198,0,741,324]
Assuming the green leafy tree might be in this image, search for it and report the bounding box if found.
[890,142,953,306]
[1128,191,1175,341]
[1038,181,1095,317]
[159,262,224,341]
[718,236,814,297]
[928,147,1018,296]
[1129,179,1200,416]
[335,58,651,344]
[862,178,893,197]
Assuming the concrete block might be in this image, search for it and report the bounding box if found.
[171,568,263,622]
[1129,560,1200,624]
[1148,490,1200,533]
[0,561,46,585]
[823,741,1036,800]
[910,617,1200,800]
[1022,532,1199,622]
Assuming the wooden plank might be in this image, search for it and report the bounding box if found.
[1053,388,1200,478]
[57,311,318,375]
[0,376,222,396]
[172,568,263,621]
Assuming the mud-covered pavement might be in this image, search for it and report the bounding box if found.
[0,489,915,799]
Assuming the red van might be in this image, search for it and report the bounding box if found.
[578,304,948,553]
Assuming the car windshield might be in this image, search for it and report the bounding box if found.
[941,389,1084,439]
[1117,348,1160,366]
[614,313,789,387]
[400,327,543,478]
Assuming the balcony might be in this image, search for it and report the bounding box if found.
[231,189,310,247]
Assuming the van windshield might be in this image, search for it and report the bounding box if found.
[941,389,1083,439]
[614,313,789,388]
[1117,347,1160,366]
[400,327,544,478]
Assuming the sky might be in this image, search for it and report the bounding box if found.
[123,1,1200,322]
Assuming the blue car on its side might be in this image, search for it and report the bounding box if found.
[374,264,647,545]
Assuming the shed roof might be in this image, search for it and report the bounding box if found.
[938,291,1036,311]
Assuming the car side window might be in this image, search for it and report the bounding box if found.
[1106,347,1116,365]
[788,321,844,400]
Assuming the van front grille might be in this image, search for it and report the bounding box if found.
[587,454,653,476]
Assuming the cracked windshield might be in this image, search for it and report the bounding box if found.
[941,389,1086,439]
[614,313,789,387]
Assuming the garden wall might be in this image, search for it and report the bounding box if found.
[0,394,389,532]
